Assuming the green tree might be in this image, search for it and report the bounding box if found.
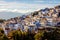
[34,32,44,40]
[0,28,9,40]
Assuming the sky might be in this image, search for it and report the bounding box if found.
[0,0,60,13]
[0,0,60,19]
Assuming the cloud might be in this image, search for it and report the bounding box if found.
[0,1,59,13]
[34,0,60,4]
[33,0,45,3]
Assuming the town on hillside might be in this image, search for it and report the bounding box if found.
[0,5,60,40]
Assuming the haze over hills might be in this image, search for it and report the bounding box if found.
[0,5,60,20]
[0,12,26,20]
